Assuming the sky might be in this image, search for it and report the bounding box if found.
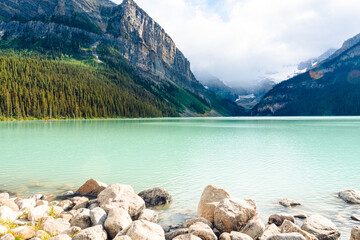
[112,0,360,87]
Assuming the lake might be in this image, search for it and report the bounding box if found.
[1,117,359,237]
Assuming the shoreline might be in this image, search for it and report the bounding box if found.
[0,179,359,240]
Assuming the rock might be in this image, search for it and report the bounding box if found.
[0,193,9,199]
[0,206,17,221]
[279,199,301,208]
[90,207,107,226]
[72,197,89,210]
[41,217,71,235]
[57,200,74,211]
[339,190,360,204]
[188,222,217,240]
[267,233,307,240]
[0,225,7,235]
[62,226,81,236]
[41,194,56,202]
[173,234,202,240]
[138,209,158,222]
[259,224,281,240]
[269,214,295,226]
[197,185,231,223]
[62,191,75,198]
[294,215,307,219]
[31,194,43,201]
[16,199,36,210]
[280,220,318,240]
[51,206,64,218]
[72,225,107,240]
[113,236,132,240]
[229,231,253,240]
[219,232,231,240]
[183,218,213,228]
[241,214,265,239]
[301,215,340,240]
[88,200,99,210]
[28,205,50,222]
[36,200,48,206]
[12,226,35,239]
[98,184,145,218]
[214,198,256,232]
[104,208,132,239]
[351,226,360,240]
[35,230,50,239]
[14,219,31,226]
[0,234,15,240]
[76,179,108,197]
[165,228,189,240]
[351,215,360,221]
[0,199,19,211]
[138,187,172,207]
[48,234,72,240]
[70,208,92,229]
[119,220,165,240]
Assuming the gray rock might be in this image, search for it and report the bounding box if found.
[165,228,190,240]
[138,209,158,223]
[173,235,202,240]
[182,218,213,229]
[279,199,301,208]
[70,208,92,229]
[62,226,81,236]
[241,214,265,239]
[301,215,340,240]
[72,225,107,240]
[269,214,295,226]
[339,190,360,204]
[41,217,71,235]
[229,231,253,240]
[260,224,281,240]
[0,193,10,199]
[118,220,165,240]
[0,199,19,211]
[104,208,132,239]
[280,220,318,240]
[267,233,307,240]
[351,226,360,240]
[48,234,71,240]
[28,205,50,222]
[57,200,74,211]
[90,207,107,226]
[138,187,172,207]
[72,197,89,210]
[113,236,133,240]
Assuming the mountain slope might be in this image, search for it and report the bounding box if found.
[252,34,360,116]
[0,0,245,118]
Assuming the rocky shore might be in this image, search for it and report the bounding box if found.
[0,179,359,240]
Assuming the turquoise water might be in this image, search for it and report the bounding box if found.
[1,117,360,237]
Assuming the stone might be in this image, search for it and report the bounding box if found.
[301,215,340,240]
[72,197,89,210]
[12,226,35,240]
[165,228,190,240]
[16,199,36,210]
[173,234,202,240]
[90,207,107,226]
[0,193,9,199]
[36,200,48,206]
[41,194,56,202]
[267,233,307,240]
[138,187,172,207]
[57,200,74,211]
[0,234,15,240]
[279,199,301,208]
[138,209,158,222]
[259,224,281,240]
[280,220,318,240]
[98,184,145,218]
[351,215,360,221]
[0,206,17,221]
[188,222,217,240]
[229,231,253,240]
[0,225,7,235]
[48,234,72,240]
[0,199,19,212]
[35,230,50,239]
[76,179,108,197]
[88,200,99,210]
[51,206,64,218]
[241,214,265,239]
[104,208,132,239]
[119,220,165,240]
[269,214,295,226]
[214,198,256,232]
[197,185,231,223]
[41,217,71,235]
[113,236,132,240]
[339,190,360,204]
[219,232,231,240]
[351,226,360,240]
[294,215,307,219]
[60,213,73,222]
[183,218,213,228]
[72,225,107,240]
[28,205,50,222]
[62,226,81,236]
[70,208,92,229]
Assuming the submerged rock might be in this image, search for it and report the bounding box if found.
[138,187,172,207]
[279,199,301,208]
[339,190,360,204]
[269,214,295,226]
[301,215,340,240]
[138,209,158,222]
[76,179,108,197]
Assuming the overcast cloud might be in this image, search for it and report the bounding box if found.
[112,0,360,86]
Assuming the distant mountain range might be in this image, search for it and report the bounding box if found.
[0,0,244,120]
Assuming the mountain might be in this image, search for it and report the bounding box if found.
[252,33,360,116]
[0,0,244,119]
[297,48,337,72]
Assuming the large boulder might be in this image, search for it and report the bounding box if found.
[97,184,145,218]
[189,222,217,240]
[72,225,107,240]
[138,187,172,207]
[104,208,132,239]
[338,190,360,204]
[198,185,231,223]
[269,214,295,226]
[0,199,19,211]
[90,207,107,226]
[28,205,50,222]
[259,224,281,240]
[76,179,108,197]
[351,226,360,240]
[70,208,92,229]
[301,215,340,240]
[41,217,71,235]
[0,206,17,221]
[118,220,165,240]
[241,214,265,239]
[12,226,35,240]
[280,220,318,240]
[267,233,307,240]
[214,198,256,232]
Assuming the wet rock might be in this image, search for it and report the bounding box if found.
[90,207,107,226]
[72,225,107,240]
[48,234,72,240]
[70,208,92,229]
[76,179,108,197]
[0,199,19,211]
[197,185,231,223]
[0,234,15,240]
[28,205,50,222]
[279,199,301,208]
[339,190,360,204]
[241,214,265,239]
[189,222,217,240]
[41,217,71,235]
[267,233,307,240]
[259,224,281,240]
[104,208,132,239]
[12,226,35,239]
[138,209,158,222]
[0,206,18,221]
[269,214,295,226]
[118,220,165,240]
[214,198,256,232]
[98,184,145,218]
[301,215,340,240]
[351,215,360,221]
[138,187,172,207]
[182,218,213,228]
[351,226,360,240]
[280,220,318,240]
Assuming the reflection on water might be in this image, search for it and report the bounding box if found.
[1,117,360,238]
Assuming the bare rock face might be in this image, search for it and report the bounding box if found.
[240,214,265,239]
[104,208,132,239]
[280,220,318,240]
[351,226,360,240]
[98,183,145,218]
[197,185,231,223]
[72,225,108,240]
[339,190,360,204]
[259,224,281,240]
[301,215,340,240]
[213,198,256,232]
[117,219,165,240]
[267,233,307,240]
[76,179,108,197]
[138,187,172,207]
[269,214,295,226]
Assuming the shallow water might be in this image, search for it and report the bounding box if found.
[1,117,360,237]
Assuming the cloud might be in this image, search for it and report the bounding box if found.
[112,0,360,86]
